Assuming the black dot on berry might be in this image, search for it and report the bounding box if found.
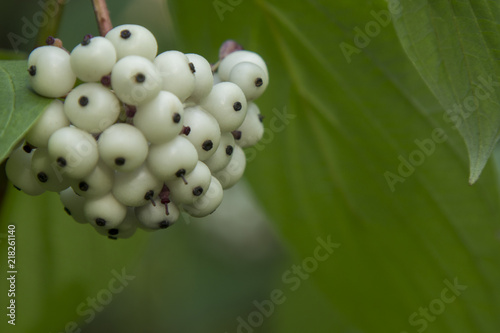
[115,157,125,166]
[226,145,234,156]
[120,29,131,39]
[135,73,146,83]
[144,190,154,200]
[108,229,119,236]
[79,181,89,191]
[108,236,118,240]
[202,140,213,151]
[64,207,72,215]
[37,172,48,183]
[233,102,242,111]
[101,75,111,87]
[189,62,196,74]
[232,130,242,140]
[176,169,185,177]
[57,157,67,167]
[81,34,92,46]
[192,186,203,196]
[159,221,170,229]
[23,144,33,153]
[46,36,55,45]
[258,114,264,123]
[172,113,181,123]
[79,96,89,106]
[28,65,36,76]
[255,77,263,87]
[95,218,106,226]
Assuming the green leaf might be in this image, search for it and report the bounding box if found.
[392,0,500,184]
[0,60,53,164]
[170,0,500,332]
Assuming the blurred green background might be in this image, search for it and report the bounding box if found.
[1,0,500,332]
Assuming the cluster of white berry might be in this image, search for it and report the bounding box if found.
[5,24,268,240]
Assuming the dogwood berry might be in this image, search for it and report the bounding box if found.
[5,145,45,196]
[166,161,212,204]
[217,50,268,83]
[64,82,121,133]
[181,105,221,161]
[105,24,158,61]
[70,160,114,198]
[84,192,127,229]
[27,45,76,98]
[98,123,149,172]
[111,55,162,105]
[185,53,214,104]
[200,82,247,132]
[234,102,264,148]
[228,61,268,101]
[59,187,87,224]
[94,207,138,239]
[154,50,196,102]
[183,176,223,217]
[70,36,117,82]
[134,199,180,231]
[112,164,162,207]
[213,144,246,189]
[25,99,69,148]
[134,91,184,144]
[203,132,235,173]
[147,136,198,181]
[48,126,99,179]
[31,148,71,192]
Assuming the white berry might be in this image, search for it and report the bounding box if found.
[147,135,198,181]
[217,50,268,82]
[185,53,213,104]
[59,187,87,224]
[5,145,45,196]
[98,123,149,172]
[228,61,268,101]
[234,102,264,148]
[213,144,246,189]
[203,132,235,173]
[166,161,212,204]
[182,105,221,161]
[94,207,138,239]
[134,200,180,231]
[84,192,127,229]
[31,147,72,192]
[28,45,76,98]
[70,36,117,82]
[154,50,196,102]
[47,126,99,179]
[112,164,162,207]
[105,24,158,61]
[25,99,69,148]
[70,160,114,198]
[64,83,121,134]
[183,176,223,217]
[134,91,184,144]
[111,55,161,106]
[200,82,247,132]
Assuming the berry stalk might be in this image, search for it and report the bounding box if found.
[92,0,113,36]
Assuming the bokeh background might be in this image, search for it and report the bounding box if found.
[1,0,500,332]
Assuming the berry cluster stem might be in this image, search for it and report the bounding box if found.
[92,0,113,36]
